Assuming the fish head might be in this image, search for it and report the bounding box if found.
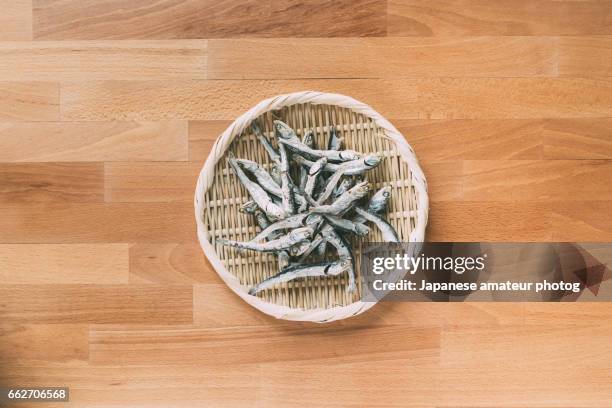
[302,130,314,146]
[273,120,296,139]
[289,240,311,257]
[354,223,370,236]
[364,154,382,167]
[235,158,258,172]
[340,150,361,161]
[305,214,322,227]
[351,181,371,197]
[240,201,258,214]
[293,227,314,241]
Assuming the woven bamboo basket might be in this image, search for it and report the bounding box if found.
[194,91,428,322]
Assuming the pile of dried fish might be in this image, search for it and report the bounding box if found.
[217,119,399,296]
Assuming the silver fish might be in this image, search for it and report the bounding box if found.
[320,226,356,292]
[251,121,280,165]
[353,186,392,224]
[241,200,291,269]
[327,126,342,151]
[354,207,399,242]
[324,215,369,236]
[298,234,326,261]
[270,165,282,186]
[278,138,360,163]
[249,259,352,295]
[274,120,360,163]
[218,227,313,253]
[293,153,381,176]
[235,158,282,197]
[278,143,294,216]
[305,157,327,196]
[310,181,370,216]
[251,213,321,243]
[302,129,314,147]
[228,154,285,220]
[333,178,353,199]
[289,239,312,257]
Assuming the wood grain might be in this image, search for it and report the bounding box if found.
[89,324,440,366]
[0,244,128,284]
[0,202,195,243]
[559,36,612,77]
[105,162,201,202]
[462,160,612,201]
[0,324,88,365]
[551,201,612,241]
[0,82,58,121]
[0,41,207,80]
[388,0,612,36]
[0,121,187,162]
[427,201,552,241]
[543,118,612,159]
[130,244,218,284]
[33,0,386,40]
[189,120,230,161]
[208,37,557,79]
[0,285,193,324]
[61,78,612,120]
[0,163,103,202]
[0,0,32,40]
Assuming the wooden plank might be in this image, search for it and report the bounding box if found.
[208,37,557,79]
[189,120,230,161]
[0,121,187,162]
[33,0,385,40]
[130,244,218,284]
[388,0,612,36]
[559,36,612,77]
[462,160,612,201]
[105,162,202,202]
[1,365,260,406]
[0,285,193,324]
[543,118,612,159]
[0,324,88,364]
[442,325,612,370]
[89,324,439,366]
[551,201,612,241]
[0,163,104,202]
[0,0,31,40]
[427,201,552,241]
[0,244,128,284]
[396,119,544,161]
[0,202,195,243]
[525,303,612,326]
[61,78,612,121]
[0,82,58,121]
[0,41,207,81]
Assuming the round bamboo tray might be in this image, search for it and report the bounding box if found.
[194,91,428,323]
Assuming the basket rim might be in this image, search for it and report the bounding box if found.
[194,91,429,323]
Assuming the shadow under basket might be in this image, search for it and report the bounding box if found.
[194,91,428,323]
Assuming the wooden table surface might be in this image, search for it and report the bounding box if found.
[1,1,612,407]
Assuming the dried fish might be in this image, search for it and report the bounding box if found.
[251,121,280,165]
[310,181,370,216]
[324,215,369,236]
[251,213,321,243]
[354,207,399,243]
[293,153,381,176]
[218,227,313,253]
[228,153,286,220]
[249,259,352,295]
[305,157,327,196]
[321,226,356,292]
[353,186,392,224]
[327,126,342,151]
[235,158,282,197]
[278,143,294,216]
[333,178,353,199]
[274,120,360,163]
